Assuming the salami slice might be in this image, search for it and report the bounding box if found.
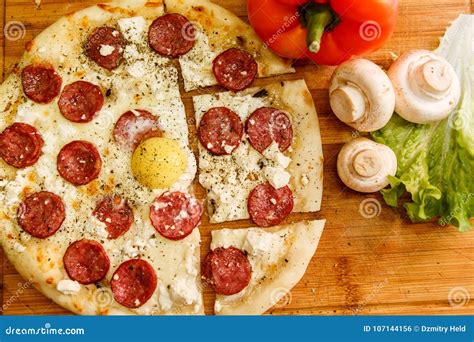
[21,64,62,104]
[63,239,110,285]
[85,27,126,70]
[58,81,104,123]
[93,195,134,239]
[247,182,294,227]
[212,48,258,91]
[246,107,293,153]
[0,123,44,169]
[57,141,102,186]
[198,107,243,155]
[17,191,65,239]
[202,247,252,295]
[148,13,195,58]
[149,191,202,241]
[111,259,157,308]
[113,110,162,150]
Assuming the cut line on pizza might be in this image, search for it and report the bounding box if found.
[0,0,325,315]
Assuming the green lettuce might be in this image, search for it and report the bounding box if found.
[372,15,473,232]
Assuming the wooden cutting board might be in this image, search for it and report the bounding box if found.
[0,0,473,316]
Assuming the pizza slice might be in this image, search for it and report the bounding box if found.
[193,79,324,224]
[202,219,326,315]
[163,0,295,91]
[0,0,205,315]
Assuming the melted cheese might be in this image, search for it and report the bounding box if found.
[57,280,81,295]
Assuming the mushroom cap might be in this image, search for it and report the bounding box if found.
[337,138,397,193]
[388,50,461,124]
[329,59,395,132]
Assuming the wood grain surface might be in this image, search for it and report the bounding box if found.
[1,0,473,316]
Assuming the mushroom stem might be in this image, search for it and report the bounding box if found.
[414,59,453,94]
[330,83,367,123]
[352,149,382,178]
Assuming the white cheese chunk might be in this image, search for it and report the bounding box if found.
[122,239,145,258]
[171,276,200,305]
[263,166,291,189]
[242,230,285,257]
[123,44,140,60]
[158,284,173,311]
[210,229,241,250]
[118,16,146,43]
[89,216,109,239]
[99,44,115,57]
[57,280,81,295]
[223,144,234,154]
[127,61,147,78]
[263,142,291,168]
[13,242,26,253]
[301,174,309,185]
[121,233,152,259]
[179,28,217,91]
[16,102,42,125]
[185,244,198,276]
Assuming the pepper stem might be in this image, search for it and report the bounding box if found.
[304,6,334,53]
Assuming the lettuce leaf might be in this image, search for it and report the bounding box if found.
[372,15,473,232]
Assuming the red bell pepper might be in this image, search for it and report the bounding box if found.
[248,0,398,65]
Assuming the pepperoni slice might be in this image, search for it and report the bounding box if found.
[248,182,294,227]
[202,247,252,295]
[148,13,195,58]
[149,191,202,241]
[0,123,44,169]
[198,107,243,155]
[17,191,65,239]
[246,107,293,153]
[57,141,102,186]
[111,259,157,308]
[58,81,104,123]
[21,64,62,104]
[113,110,162,150]
[85,27,126,70]
[212,48,258,92]
[63,239,110,285]
[93,195,134,239]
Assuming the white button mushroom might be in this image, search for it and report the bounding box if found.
[337,138,397,193]
[329,59,395,132]
[388,50,461,124]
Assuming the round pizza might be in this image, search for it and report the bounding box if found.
[0,0,325,315]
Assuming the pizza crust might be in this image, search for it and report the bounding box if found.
[210,219,326,315]
[164,0,295,91]
[193,79,324,223]
[273,80,324,213]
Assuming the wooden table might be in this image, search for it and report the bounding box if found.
[0,0,473,316]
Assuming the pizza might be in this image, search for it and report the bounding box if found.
[204,219,326,315]
[0,0,324,315]
[193,80,324,224]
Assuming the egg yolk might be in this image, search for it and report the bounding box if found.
[131,137,187,189]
